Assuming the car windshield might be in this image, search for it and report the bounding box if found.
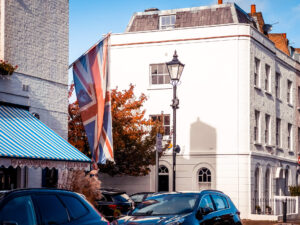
[131,194,199,216]
[112,194,131,202]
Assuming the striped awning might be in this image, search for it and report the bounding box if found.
[0,105,91,163]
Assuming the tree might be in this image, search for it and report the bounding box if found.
[68,84,165,176]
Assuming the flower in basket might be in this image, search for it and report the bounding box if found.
[0,60,18,75]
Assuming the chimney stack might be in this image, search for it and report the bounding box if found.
[251,4,256,14]
[218,0,223,4]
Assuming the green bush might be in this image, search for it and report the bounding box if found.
[289,186,300,196]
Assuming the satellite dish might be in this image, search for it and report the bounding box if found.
[263,24,273,34]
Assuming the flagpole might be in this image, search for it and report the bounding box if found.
[68,32,112,69]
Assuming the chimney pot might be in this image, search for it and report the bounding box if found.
[218,0,223,4]
[251,4,256,14]
[283,33,287,39]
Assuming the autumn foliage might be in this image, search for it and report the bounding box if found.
[68,84,164,176]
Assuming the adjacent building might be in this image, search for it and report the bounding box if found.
[101,0,300,220]
[0,0,90,190]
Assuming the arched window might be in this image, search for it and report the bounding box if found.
[285,168,289,195]
[265,168,271,213]
[254,167,260,213]
[158,166,169,192]
[198,168,211,190]
[198,168,211,183]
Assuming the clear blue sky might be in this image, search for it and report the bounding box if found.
[69,0,300,65]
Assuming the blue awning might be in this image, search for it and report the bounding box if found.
[0,105,91,162]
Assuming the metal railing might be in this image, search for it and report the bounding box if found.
[252,196,298,216]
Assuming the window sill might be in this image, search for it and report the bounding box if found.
[288,150,294,155]
[254,85,261,91]
[254,141,263,146]
[147,85,172,90]
[264,91,272,97]
[264,144,274,149]
[297,107,300,112]
[276,98,282,103]
[276,146,284,151]
[287,103,293,108]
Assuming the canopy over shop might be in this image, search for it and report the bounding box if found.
[0,105,91,189]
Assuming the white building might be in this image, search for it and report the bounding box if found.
[100,1,300,220]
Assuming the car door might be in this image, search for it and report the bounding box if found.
[197,194,217,225]
[0,195,38,225]
[32,194,70,225]
[210,194,233,225]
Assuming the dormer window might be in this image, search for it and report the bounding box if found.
[160,15,176,30]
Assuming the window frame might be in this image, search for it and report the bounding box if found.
[287,80,292,104]
[254,110,260,143]
[254,58,261,88]
[159,15,176,30]
[265,64,271,92]
[288,123,292,151]
[149,63,171,87]
[265,114,270,145]
[150,114,170,136]
[198,167,212,183]
[275,73,281,99]
[276,118,281,147]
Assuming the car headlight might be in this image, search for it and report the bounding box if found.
[165,217,185,225]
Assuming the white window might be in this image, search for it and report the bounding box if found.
[254,58,260,87]
[198,168,211,183]
[287,80,292,104]
[254,110,260,142]
[265,114,270,145]
[150,64,170,85]
[150,114,170,136]
[159,15,176,30]
[288,123,292,150]
[275,73,281,98]
[265,64,270,92]
[276,118,281,147]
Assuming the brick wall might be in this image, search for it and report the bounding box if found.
[0,0,69,139]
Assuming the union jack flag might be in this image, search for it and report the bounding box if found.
[72,36,113,165]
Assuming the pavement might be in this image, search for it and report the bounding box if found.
[242,220,300,225]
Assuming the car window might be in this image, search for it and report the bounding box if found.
[211,194,228,211]
[131,194,199,216]
[34,194,69,224]
[0,195,37,225]
[199,195,214,212]
[60,195,89,220]
[131,194,145,202]
[112,194,130,202]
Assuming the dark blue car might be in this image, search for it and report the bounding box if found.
[0,188,110,225]
[112,190,242,225]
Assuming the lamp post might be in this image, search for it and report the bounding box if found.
[166,50,184,192]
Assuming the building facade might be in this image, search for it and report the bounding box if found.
[0,0,90,190]
[101,1,300,219]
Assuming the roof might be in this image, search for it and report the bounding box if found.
[0,105,91,162]
[126,3,256,32]
[295,48,300,54]
[268,33,290,56]
[248,12,265,33]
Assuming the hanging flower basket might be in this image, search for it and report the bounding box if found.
[0,60,18,76]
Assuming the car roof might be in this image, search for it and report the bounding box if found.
[130,192,154,196]
[100,188,126,195]
[0,188,79,199]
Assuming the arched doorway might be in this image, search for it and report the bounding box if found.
[158,165,169,192]
[198,167,211,190]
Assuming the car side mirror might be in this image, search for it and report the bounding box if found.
[196,210,203,220]
[3,221,18,225]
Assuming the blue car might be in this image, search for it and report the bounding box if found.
[112,190,242,225]
[0,188,110,225]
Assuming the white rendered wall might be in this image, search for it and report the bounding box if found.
[110,24,252,216]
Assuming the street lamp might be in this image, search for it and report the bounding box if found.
[166,50,184,192]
